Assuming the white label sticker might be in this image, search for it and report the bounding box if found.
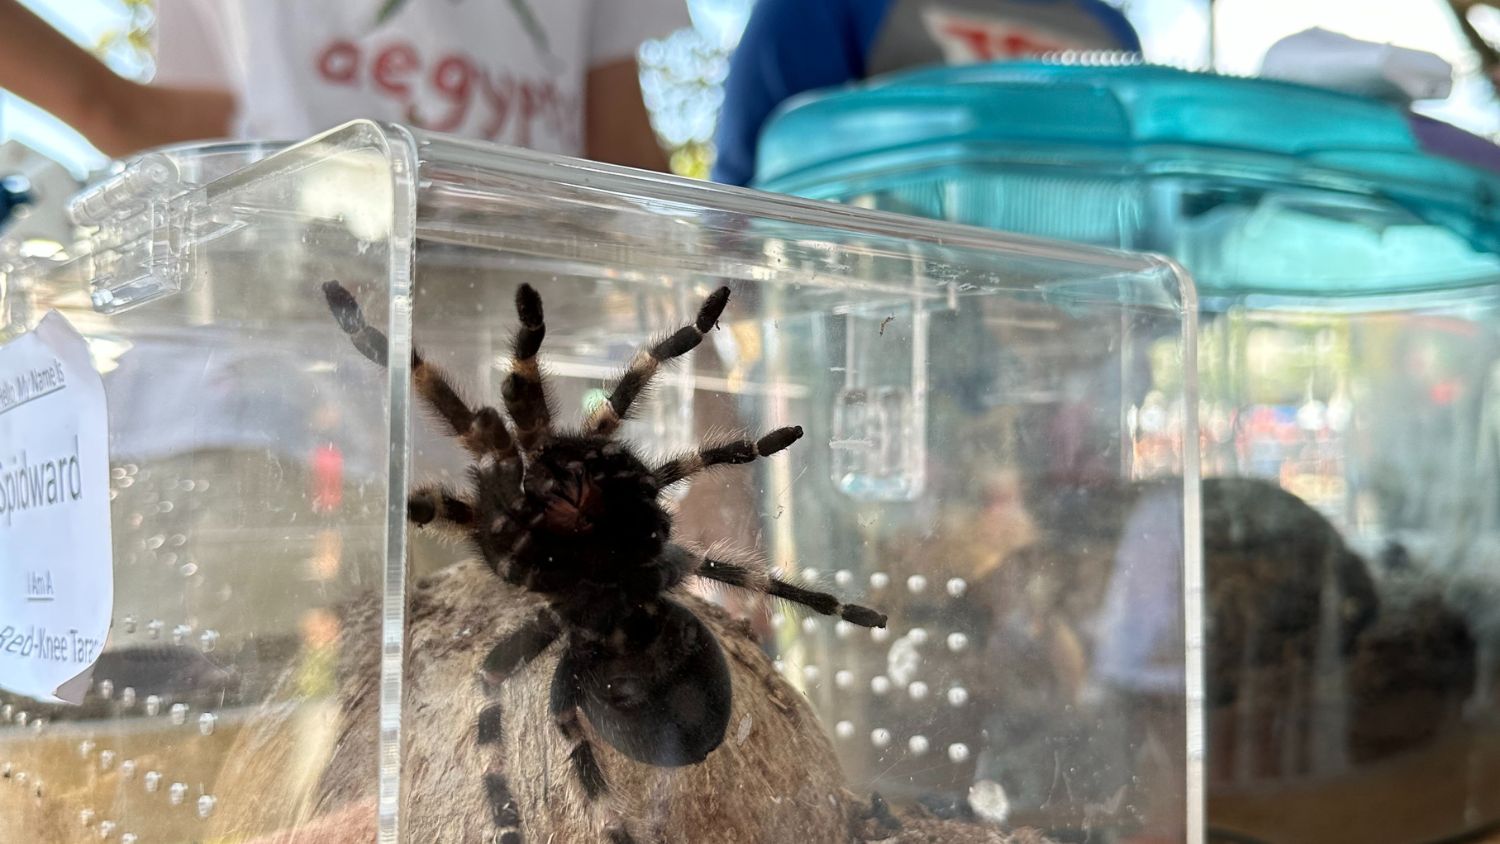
[0,311,113,704]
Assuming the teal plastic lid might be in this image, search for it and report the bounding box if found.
[754,63,1500,291]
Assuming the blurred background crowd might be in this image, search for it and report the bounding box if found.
[5,0,1500,181]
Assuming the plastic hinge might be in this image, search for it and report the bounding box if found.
[67,154,191,314]
[68,153,179,227]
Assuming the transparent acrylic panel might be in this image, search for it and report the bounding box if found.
[1197,289,1500,844]
[379,135,1196,842]
[0,124,1199,843]
[0,124,410,843]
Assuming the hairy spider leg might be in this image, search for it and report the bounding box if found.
[546,662,646,844]
[483,773,524,844]
[474,612,564,844]
[406,482,478,533]
[484,618,649,843]
[322,280,516,459]
[550,664,608,801]
[682,544,888,628]
[653,426,803,488]
[503,284,554,451]
[585,286,731,437]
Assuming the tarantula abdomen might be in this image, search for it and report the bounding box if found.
[561,600,732,767]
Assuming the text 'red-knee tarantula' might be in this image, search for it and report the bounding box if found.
[323,280,886,843]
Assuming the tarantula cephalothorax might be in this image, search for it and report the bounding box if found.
[322,280,886,843]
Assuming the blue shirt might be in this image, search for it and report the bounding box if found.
[712,0,1141,186]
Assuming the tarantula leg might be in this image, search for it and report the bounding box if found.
[483,771,524,844]
[503,284,554,451]
[322,280,389,365]
[474,618,559,799]
[549,664,610,801]
[477,611,562,691]
[654,426,802,487]
[406,363,519,458]
[585,286,731,437]
[685,545,888,628]
[406,484,476,532]
[549,665,648,842]
[323,281,516,458]
[472,613,563,842]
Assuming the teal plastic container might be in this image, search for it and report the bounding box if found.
[755,62,1500,297]
[760,64,1500,844]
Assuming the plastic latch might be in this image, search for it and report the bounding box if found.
[830,306,928,501]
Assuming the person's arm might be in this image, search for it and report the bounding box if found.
[584,57,671,172]
[0,0,234,157]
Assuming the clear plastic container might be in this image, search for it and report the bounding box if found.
[0,121,1200,843]
[758,62,1500,844]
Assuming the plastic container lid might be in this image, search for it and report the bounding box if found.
[754,62,1500,288]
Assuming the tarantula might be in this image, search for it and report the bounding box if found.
[322,280,887,843]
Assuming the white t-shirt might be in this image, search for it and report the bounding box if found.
[153,0,690,155]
